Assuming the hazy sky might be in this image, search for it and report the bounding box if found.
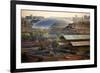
[21,10,90,18]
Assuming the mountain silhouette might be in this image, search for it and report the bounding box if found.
[32,18,70,29]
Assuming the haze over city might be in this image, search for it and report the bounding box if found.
[21,10,90,18]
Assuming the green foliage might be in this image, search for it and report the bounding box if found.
[21,33,31,40]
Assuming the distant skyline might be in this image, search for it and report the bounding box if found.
[21,10,90,18]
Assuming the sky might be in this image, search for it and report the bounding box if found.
[21,10,90,18]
